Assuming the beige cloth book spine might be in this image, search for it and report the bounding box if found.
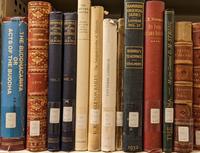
[115,18,124,151]
[101,19,118,152]
[88,6,104,151]
[75,0,91,151]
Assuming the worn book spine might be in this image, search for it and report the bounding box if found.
[144,0,165,151]
[101,19,117,152]
[27,1,52,151]
[1,17,27,151]
[61,12,77,151]
[88,6,104,151]
[47,11,63,151]
[193,22,200,150]
[123,0,145,152]
[163,9,175,153]
[174,22,193,153]
[115,18,124,151]
[75,0,91,151]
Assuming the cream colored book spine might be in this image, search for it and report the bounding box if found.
[116,18,124,151]
[101,19,118,152]
[88,6,104,151]
[75,0,91,151]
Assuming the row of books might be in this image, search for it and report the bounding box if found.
[0,0,200,153]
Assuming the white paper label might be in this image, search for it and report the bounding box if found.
[6,113,16,128]
[195,130,200,145]
[76,114,87,129]
[90,109,100,124]
[63,107,73,122]
[151,109,160,124]
[103,112,113,127]
[178,126,189,142]
[50,108,60,123]
[129,112,139,128]
[116,111,123,127]
[30,121,40,136]
[165,108,174,123]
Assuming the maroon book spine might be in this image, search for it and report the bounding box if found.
[144,0,165,151]
[26,1,52,151]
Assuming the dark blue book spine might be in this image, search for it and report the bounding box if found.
[47,12,63,151]
[61,12,77,151]
[123,0,145,152]
[1,17,27,150]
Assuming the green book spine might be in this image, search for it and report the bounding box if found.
[163,9,175,153]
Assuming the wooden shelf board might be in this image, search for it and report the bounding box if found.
[20,0,200,15]
[0,150,200,153]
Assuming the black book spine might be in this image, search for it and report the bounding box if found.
[61,12,77,151]
[123,0,145,152]
[47,11,63,151]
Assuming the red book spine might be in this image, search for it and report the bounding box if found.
[144,1,165,151]
[26,1,52,151]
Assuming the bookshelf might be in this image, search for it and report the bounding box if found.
[1,0,200,153]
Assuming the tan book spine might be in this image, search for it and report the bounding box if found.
[88,6,104,151]
[101,19,118,152]
[115,18,124,151]
[75,0,91,151]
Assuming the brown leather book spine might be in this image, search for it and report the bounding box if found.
[144,1,165,151]
[27,1,52,151]
[115,18,124,151]
[174,22,193,153]
[192,23,200,150]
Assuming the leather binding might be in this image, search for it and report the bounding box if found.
[123,0,145,151]
[163,9,175,153]
[27,1,52,151]
[193,22,200,150]
[174,22,193,153]
[75,0,91,150]
[61,12,77,151]
[144,1,165,151]
[47,11,63,151]
[88,6,104,151]
[115,18,124,151]
[101,19,117,152]
[1,17,27,151]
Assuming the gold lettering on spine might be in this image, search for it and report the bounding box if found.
[166,19,174,142]
[7,28,13,95]
[146,23,163,37]
[125,2,144,29]
[64,20,76,45]
[19,32,25,92]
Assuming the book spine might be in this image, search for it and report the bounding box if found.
[174,22,193,153]
[115,18,124,151]
[88,6,104,151]
[61,12,77,151]
[47,11,63,151]
[101,19,117,152]
[193,22,200,150]
[123,0,145,151]
[144,1,165,151]
[163,10,175,153]
[1,17,27,151]
[27,1,52,151]
[75,0,91,150]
